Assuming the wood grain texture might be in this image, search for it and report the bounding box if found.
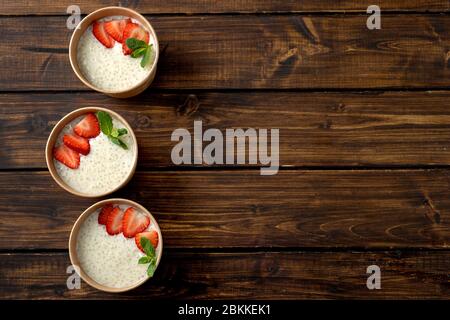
[2,2,450,301]
[1,251,448,299]
[3,91,450,169]
[2,1,449,15]
[0,170,449,250]
[1,15,450,90]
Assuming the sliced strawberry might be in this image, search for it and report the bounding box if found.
[104,18,131,43]
[98,204,114,225]
[106,207,124,235]
[92,21,115,48]
[122,22,150,55]
[135,231,159,253]
[122,207,151,238]
[63,133,90,155]
[74,113,100,138]
[53,144,80,169]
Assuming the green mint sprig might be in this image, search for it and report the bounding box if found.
[138,237,157,277]
[126,38,154,68]
[96,111,128,150]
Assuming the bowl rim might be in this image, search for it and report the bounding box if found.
[68,6,160,95]
[68,198,163,293]
[45,106,138,198]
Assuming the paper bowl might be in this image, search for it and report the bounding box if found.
[68,198,163,292]
[45,107,138,198]
[69,7,159,98]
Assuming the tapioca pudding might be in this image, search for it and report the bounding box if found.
[77,16,156,92]
[76,203,161,289]
[52,110,136,196]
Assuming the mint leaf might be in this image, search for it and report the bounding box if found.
[117,128,128,136]
[110,128,119,138]
[140,237,155,257]
[126,38,153,69]
[110,128,127,138]
[138,237,157,278]
[132,47,147,58]
[109,136,128,150]
[147,262,156,277]
[141,45,153,68]
[138,256,151,264]
[95,112,129,149]
[97,111,113,136]
[126,38,147,51]
[139,236,149,250]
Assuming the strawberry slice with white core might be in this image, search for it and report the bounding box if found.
[106,207,125,235]
[104,18,131,43]
[74,113,100,138]
[92,21,115,48]
[63,133,90,155]
[122,207,151,238]
[122,22,150,55]
[53,144,80,169]
[135,231,159,253]
[98,204,114,225]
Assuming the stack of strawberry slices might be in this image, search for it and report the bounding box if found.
[53,113,100,169]
[92,18,149,55]
[98,204,159,253]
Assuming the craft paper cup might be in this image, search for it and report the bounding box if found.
[45,107,138,198]
[69,7,159,98]
[69,198,163,292]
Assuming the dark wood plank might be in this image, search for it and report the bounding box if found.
[2,15,450,90]
[1,170,449,250]
[2,1,449,15]
[1,251,448,299]
[2,91,450,169]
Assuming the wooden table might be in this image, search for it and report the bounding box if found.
[1,1,449,300]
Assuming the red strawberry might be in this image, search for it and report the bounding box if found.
[122,207,151,238]
[92,21,115,48]
[106,207,124,235]
[53,144,80,169]
[104,18,131,43]
[135,231,159,253]
[74,113,100,138]
[98,204,114,225]
[122,22,149,55]
[63,133,90,155]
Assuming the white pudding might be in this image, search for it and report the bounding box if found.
[76,207,160,288]
[54,115,135,196]
[77,16,155,92]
